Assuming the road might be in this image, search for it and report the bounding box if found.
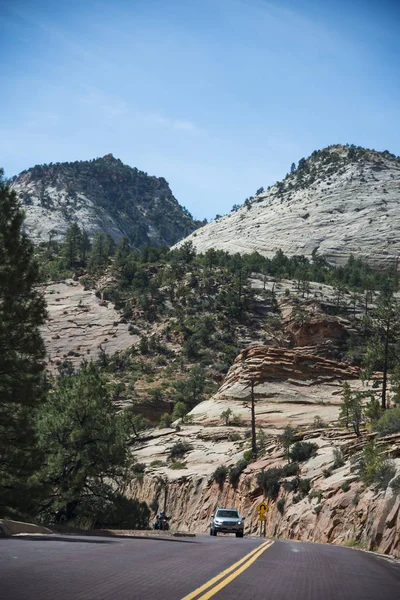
[1,533,399,600]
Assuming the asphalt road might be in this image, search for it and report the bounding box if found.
[1,533,399,600]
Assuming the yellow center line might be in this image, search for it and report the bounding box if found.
[181,540,274,600]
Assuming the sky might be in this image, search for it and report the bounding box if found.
[1,0,399,220]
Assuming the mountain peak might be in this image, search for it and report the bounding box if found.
[175,144,400,270]
[11,157,202,247]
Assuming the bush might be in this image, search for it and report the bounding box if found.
[150,460,166,468]
[374,407,400,436]
[298,478,311,496]
[256,468,282,500]
[132,462,146,477]
[213,465,228,488]
[352,493,360,506]
[228,432,241,442]
[292,494,302,504]
[375,460,397,489]
[309,489,323,503]
[289,441,318,462]
[323,466,333,478]
[159,413,172,428]
[341,481,350,492]
[333,447,345,469]
[170,461,187,470]
[229,460,248,488]
[313,415,326,428]
[94,494,150,529]
[282,476,300,493]
[277,498,285,515]
[357,440,395,489]
[390,475,400,494]
[169,441,193,460]
[243,449,254,463]
[281,462,300,477]
[314,504,323,515]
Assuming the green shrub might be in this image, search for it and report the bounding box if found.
[289,441,318,462]
[159,413,172,428]
[277,498,285,515]
[213,465,228,488]
[333,447,345,469]
[256,468,282,500]
[298,478,311,496]
[314,504,323,515]
[282,462,300,477]
[229,460,248,488]
[282,476,300,493]
[374,407,400,436]
[94,494,150,529]
[390,475,400,494]
[313,415,326,428]
[243,449,254,463]
[150,460,166,468]
[375,460,397,489]
[169,440,193,460]
[292,493,302,504]
[357,440,395,489]
[341,481,350,492]
[228,432,241,442]
[309,489,323,503]
[323,466,333,478]
[170,461,187,470]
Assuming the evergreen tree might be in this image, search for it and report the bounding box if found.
[79,229,91,263]
[363,294,400,409]
[88,231,107,272]
[115,236,131,268]
[0,169,47,517]
[63,222,82,267]
[34,361,132,523]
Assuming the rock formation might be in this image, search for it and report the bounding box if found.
[10,155,202,246]
[175,145,400,270]
[127,343,400,557]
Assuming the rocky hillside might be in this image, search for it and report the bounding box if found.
[175,145,400,269]
[10,154,203,247]
[128,346,400,557]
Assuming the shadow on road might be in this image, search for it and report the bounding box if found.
[10,534,197,544]
[11,536,117,544]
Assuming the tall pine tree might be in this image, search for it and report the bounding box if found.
[0,169,47,517]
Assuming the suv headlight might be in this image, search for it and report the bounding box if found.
[237,521,242,525]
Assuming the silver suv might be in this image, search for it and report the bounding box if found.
[210,508,244,537]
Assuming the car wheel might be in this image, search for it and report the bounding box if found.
[236,531,244,538]
[213,529,217,536]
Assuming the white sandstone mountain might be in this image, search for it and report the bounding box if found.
[175,145,400,269]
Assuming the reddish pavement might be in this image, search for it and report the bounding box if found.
[0,533,399,600]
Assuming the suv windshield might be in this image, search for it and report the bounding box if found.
[216,510,239,518]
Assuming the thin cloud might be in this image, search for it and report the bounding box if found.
[143,113,203,134]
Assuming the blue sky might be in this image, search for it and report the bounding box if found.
[1,0,399,220]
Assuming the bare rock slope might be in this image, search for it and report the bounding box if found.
[175,145,400,269]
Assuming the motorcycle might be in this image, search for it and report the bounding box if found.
[154,513,170,531]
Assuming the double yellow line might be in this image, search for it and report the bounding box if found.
[181,540,274,600]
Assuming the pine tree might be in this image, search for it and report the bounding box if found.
[88,231,107,272]
[79,229,91,263]
[63,222,82,267]
[0,169,47,517]
[34,361,132,523]
[363,294,400,409]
